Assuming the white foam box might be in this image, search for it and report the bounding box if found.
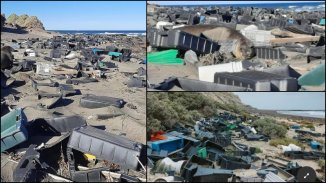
[198,61,243,82]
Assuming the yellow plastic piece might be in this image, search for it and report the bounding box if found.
[84,153,96,161]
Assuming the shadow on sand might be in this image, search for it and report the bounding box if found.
[2,27,28,34]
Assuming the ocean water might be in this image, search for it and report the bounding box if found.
[165,2,325,10]
[48,30,146,36]
[277,110,325,119]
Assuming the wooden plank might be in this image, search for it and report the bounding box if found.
[271,36,320,44]
[271,30,308,38]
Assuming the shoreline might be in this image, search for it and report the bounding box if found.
[251,109,325,123]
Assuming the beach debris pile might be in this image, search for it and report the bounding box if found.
[1,32,147,182]
[147,111,325,182]
[147,3,325,91]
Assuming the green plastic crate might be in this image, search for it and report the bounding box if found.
[109,52,122,57]
[148,49,184,65]
[298,64,325,86]
[197,147,207,159]
[227,124,237,130]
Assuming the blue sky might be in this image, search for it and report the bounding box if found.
[1,1,146,30]
[149,1,324,5]
[233,92,325,110]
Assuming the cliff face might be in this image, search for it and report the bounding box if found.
[5,13,45,30]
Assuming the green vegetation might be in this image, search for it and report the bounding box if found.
[304,124,315,129]
[318,159,325,180]
[147,93,246,136]
[252,118,287,138]
[269,138,305,149]
[255,147,263,153]
[318,160,325,169]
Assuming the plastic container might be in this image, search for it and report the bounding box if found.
[1,108,28,152]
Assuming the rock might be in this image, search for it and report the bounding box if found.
[4,13,45,30]
[184,50,198,65]
[23,16,45,30]
[1,14,5,30]
[1,46,15,70]
[6,13,18,25]
[15,14,29,27]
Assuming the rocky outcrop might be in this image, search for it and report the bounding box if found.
[23,16,45,30]
[6,13,18,25]
[1,14,5,30]
[5,13,44,30]
[15,14,29,27]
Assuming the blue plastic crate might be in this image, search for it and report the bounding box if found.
[151,136,184,153]
[92,48,104,55]
[310,141,322,150]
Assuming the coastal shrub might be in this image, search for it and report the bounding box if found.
[269,138,305,149]
[252,118,287,138]
[255,147,263,153]
[304,124,315,129]
[240,111,250,121]
[318,160,325,169]
[280,123,290,129]
[318,159,325,180]
[147,92,246,133]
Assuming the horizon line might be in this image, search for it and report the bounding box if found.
[148,1,325,6]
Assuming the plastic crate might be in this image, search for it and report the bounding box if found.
[214,70,298,91]
[68,126,144,170]
[1,108,28,152]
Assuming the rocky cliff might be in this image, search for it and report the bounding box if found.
[5,13,45,30]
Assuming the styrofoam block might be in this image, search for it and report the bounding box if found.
[198,61,243,82]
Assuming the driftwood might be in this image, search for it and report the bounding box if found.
[271,36,320,44]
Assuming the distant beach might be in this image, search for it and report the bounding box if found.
[277,110,325,119]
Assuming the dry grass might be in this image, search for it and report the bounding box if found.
[269,138,305,149]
